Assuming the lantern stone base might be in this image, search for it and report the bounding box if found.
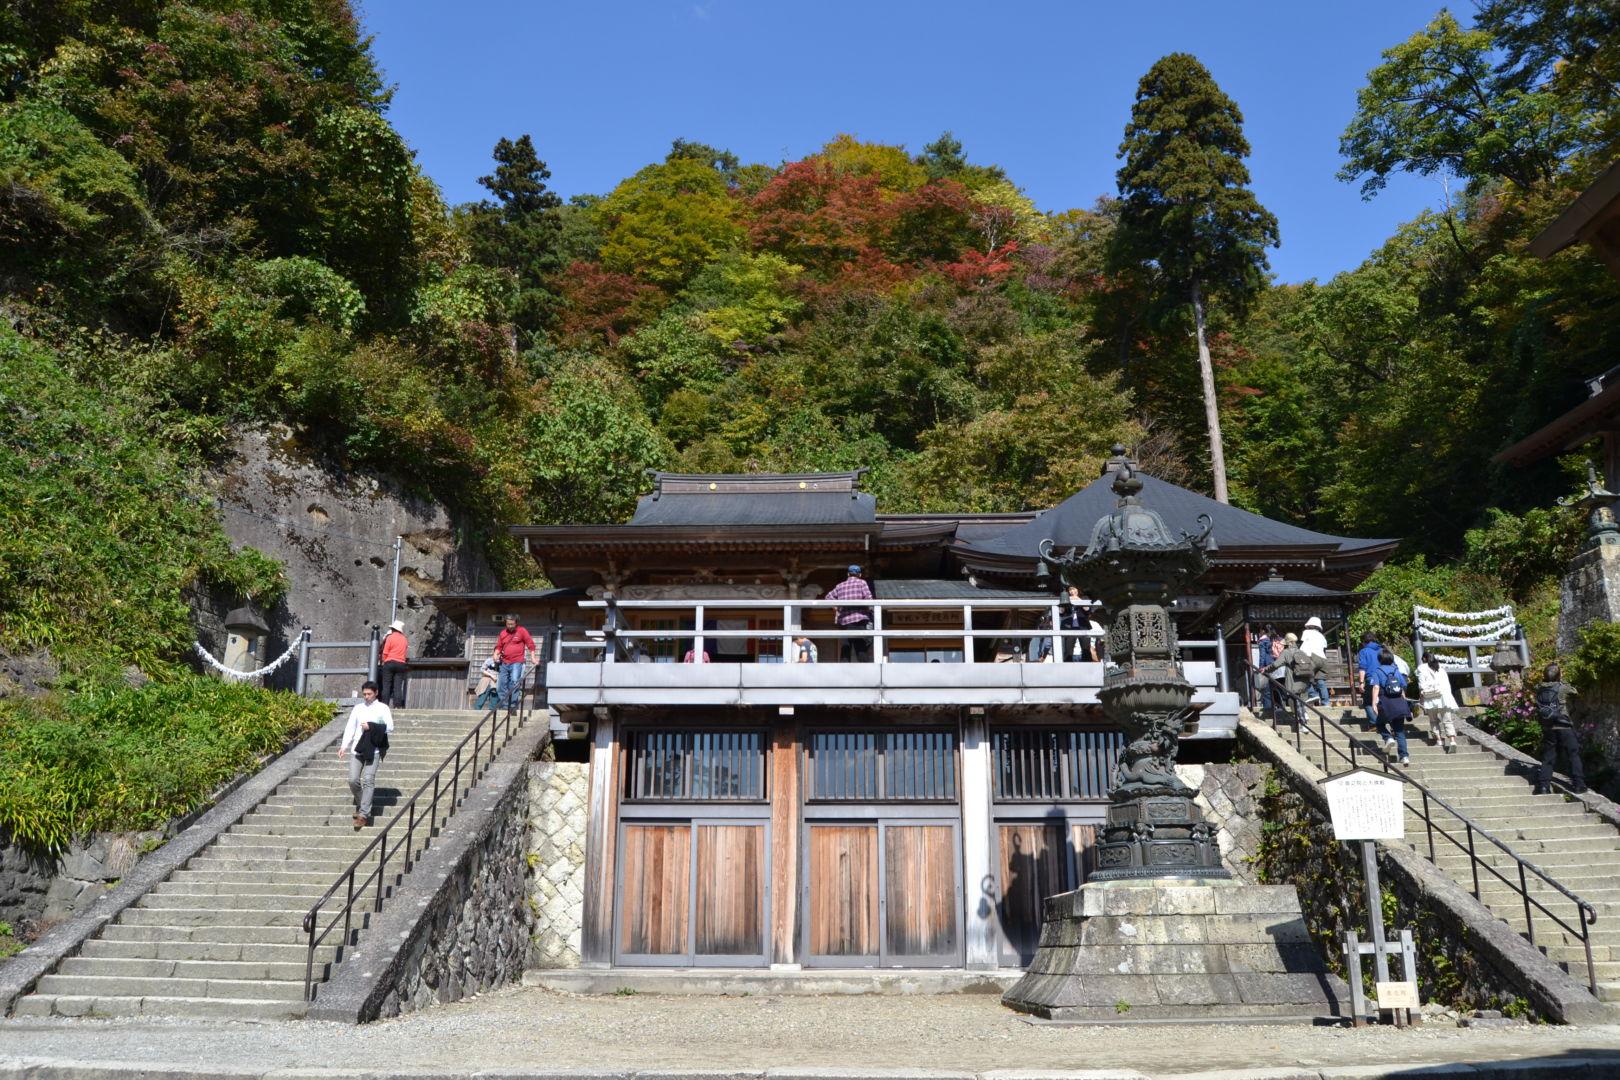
[1001,879,1348,1022]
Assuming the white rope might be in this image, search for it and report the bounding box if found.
[1413,604,1514,620]
[193,638,303,680]
[1414,616,1519,642]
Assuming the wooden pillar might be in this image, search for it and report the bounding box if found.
[580,710,618,966]
[770,713,800,967]
[961,712,998,970]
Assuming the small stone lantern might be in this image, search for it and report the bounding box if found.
[221,606,271,676]
[1490,635,1525,688]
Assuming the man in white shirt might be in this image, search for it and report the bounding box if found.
[339,680,395,828]
[1300,617,1331,705]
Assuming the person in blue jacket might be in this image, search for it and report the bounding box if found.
[1356,631,1383,731]
[1369,647,1412,766]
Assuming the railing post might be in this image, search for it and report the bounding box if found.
[963,605,973,663]
[694,604,705,663]
[368,625,380,685]
[1519,862,1535,948]
[1466,826,1481,900]
[1422,791,1435,862]
[783,602,795,663]
[375,829,388,912]
[872,603,884,665]
[1582,908,1598,994]
[296,628,311,697]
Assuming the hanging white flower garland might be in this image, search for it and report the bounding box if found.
[193,638,303,680]
[1411,603,1518,643]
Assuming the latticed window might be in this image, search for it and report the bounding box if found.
[624,730,766,801]
[807,730,957,801]
[992,728,1123,802]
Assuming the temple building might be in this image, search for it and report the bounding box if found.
[427,450,1394,971]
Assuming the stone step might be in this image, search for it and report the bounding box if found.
[229,818,448,836]
[80,938,337,964]
[206,837,403,854]
[1424,839,1620,860]
[57,956,315,982]
[35,973,306,1001]
[165,870,363,888]
[140,888,388,912]
[1543,942,1616,963]
[12,993,307,1020]
[181,856,387,874]
[98,922,317,945]
[154,880,333,898]
[120,906,314,927]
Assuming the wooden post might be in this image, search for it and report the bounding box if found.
[770,713,800,967]
[580,710,618,965]
[961,712,998,969]
[1362,840,1392,1021]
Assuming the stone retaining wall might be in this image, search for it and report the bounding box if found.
[527,760,587,969]
[1179,762,1269,882]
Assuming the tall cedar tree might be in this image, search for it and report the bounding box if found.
[465,135,564,340]
[1113,54,1278,503]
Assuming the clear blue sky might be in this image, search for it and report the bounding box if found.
[361,0,1448,284]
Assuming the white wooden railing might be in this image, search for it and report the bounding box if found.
[551,598,1229,691]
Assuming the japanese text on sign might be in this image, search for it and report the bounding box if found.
[1323,771,1405,841]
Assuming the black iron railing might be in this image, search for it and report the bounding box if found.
[300,667,538,1001]
[1243,659,1599,994]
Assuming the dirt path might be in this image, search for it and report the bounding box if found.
[6,987,1620,1076]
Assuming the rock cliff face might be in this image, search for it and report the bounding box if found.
[200,427,496,690]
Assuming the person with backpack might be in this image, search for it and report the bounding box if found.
[1356,631,1383,732]
[1533,663,1587,795]
[1417,653,1460,754]
[1301,617,1331,706]
[1255,624,1277,716]
[1369,647,1412,765]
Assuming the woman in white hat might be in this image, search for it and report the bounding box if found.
[378,618,409,709]
[1300,617,1330,705]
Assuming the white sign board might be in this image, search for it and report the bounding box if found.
[1376,980,1420,1009]
[1322,769,1406,841]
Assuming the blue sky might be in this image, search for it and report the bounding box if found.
[361,0,1449,284]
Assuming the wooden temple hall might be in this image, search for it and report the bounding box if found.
[428,451,1395,971]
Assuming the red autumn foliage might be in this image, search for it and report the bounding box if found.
[748,160,898,275]
[553,261,664,345]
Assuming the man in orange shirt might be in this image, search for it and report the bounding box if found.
[495,614,536,714]
[378,619,409,708]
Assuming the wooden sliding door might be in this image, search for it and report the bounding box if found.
[802,820,961,967]
[615,818,769,966]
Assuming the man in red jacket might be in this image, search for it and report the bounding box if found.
[495,614,536,715]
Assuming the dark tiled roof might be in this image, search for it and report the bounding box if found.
[630,472,877,527]
[961,473,1393,559]
[1231,578,1370,599]
[429,588,586,604]
[874,579,1051,600]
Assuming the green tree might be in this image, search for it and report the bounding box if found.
[461,134,564,340]
[1112,53,1279,503]
[1338,10,1579,196]
[597,158,743,289]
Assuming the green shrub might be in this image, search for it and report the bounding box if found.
[1347,557,1506,659]
[0,676,331,852]
[0,327,284,676]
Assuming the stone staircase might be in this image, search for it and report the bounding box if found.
[15,709,503,1020]
[1272,708,1620,1003]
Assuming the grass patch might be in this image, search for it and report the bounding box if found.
[0,675,330,852]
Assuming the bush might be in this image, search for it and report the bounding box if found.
[1347,557,1506,659]
[0,676,331,852]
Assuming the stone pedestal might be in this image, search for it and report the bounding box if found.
[1558,537,1620,654]
[1001,879,1348,1022]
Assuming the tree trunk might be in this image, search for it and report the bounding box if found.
[1190,279,1229,504]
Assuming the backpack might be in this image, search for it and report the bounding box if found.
[1535,684,1571,727]
[1380,666,1405,698]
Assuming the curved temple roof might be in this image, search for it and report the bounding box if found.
[955,471,1394,584]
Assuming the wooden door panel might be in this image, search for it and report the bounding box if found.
[884,824,957,959]
[997,823,1067,963]
[619,824,690,956]
[808,825,879,957]
[695,824,764,957]
[1071,823,1098,883]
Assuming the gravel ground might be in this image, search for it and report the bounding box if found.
[5,987,1620,1076]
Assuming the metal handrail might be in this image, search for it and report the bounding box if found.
[1242,658,1599,994]
[299,668,538,1001]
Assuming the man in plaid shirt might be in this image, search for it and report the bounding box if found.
[828,564,874,662]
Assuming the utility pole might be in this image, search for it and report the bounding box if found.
[388,535,403,625]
